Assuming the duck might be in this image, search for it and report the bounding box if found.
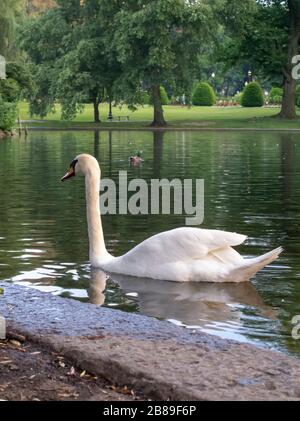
[129,151,143,166]
[61,154,283,282]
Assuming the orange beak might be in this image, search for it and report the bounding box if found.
[61,167,75,182]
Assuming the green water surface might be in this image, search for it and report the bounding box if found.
[0,130,299,355]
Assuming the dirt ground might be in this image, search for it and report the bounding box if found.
[0,338,144,401]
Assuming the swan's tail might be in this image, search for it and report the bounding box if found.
[228,246,283,282]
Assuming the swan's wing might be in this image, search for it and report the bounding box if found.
[120,227,247,265]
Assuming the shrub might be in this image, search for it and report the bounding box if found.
[241,82,264,107]
[0,78,20,102]
[0,96,17,131]
[296,85,300,104]
[268,87,283,104]
[192,82,216,106]
[149,86,170,106]
[233,92,242,104]
[297,95,300,108]
[159,86,170,105]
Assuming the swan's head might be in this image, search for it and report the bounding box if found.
[61,154,100,182]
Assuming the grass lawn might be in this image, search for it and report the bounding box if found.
[18,102,300,130]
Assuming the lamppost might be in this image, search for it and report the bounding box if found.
[108,97,113,121]
[248,70,252,83]
[211,72,216,91]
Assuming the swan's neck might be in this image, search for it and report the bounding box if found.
[85,170,109,265]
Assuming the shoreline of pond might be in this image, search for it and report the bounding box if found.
[9,125,300,133]
[2,282,300,401]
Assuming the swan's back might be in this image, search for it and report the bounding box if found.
[102,227,247,281]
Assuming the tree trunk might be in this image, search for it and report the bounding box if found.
[93,100,100,123]
[278,1,300,119]
[150,85,167,127]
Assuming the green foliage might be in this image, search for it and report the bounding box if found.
[159,87,170,106]
[19,3,122,121]
[110,0,217,124]
[297,95,300,109]
[0,63,34,107]
[192,82,216,106]
[222,2,288,84]
[241,82,264,107]
[0,78,20,102]
[221,1,300,117]
[268,87,283,104]
[140,91,150,105]
[0,0,23,58]
[296,85,300,104]
[233,92,242,104]
[0,95,17,131]
[148,87,169,105]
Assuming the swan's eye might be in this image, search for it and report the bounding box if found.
[70,159,78,172]
[61,159,78,182]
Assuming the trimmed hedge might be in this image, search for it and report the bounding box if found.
[0,95,17,131]
[148,86,170,106]
[268,87,283,105]
[241,82,264,107]
[192,82,216,106]
[159,86,170,105]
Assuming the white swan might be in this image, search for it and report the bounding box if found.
[61,154,283,282]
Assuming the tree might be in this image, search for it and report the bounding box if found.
[19,7,70,117]
[222,1,300,119]
[0,0,23,58]
[109,0,217,126]
[277,0,300,118]
[192,82,215,106]
[19,0,121,122]
[149,86,169,105]
[0,1,30,133]
[241,82,264,107]
[55,0,122,122]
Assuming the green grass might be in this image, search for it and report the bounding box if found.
[18,102,300,130]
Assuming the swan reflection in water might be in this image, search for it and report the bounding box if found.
[88,269,277,331]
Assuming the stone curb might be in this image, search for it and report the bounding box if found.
[1,283,300,401]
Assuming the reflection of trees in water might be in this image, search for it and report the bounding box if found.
[280,133,297,221]
[278,133,300,356]
[94,130,100,158]
[153,131,165,177]
[109,131,112,177]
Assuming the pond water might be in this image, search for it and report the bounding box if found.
[0,130,300,355]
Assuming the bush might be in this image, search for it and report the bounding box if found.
[241,82,264,107]
[0,96,17,131]
[297,95,300,108]
[268,87,283,104]
[0,78,20,102]
[160,86,170,105]
[233,92,242,104]
[296,85,300,104]
[149,86,169,106]
[149,86,169,105]
[192,82,216,106]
